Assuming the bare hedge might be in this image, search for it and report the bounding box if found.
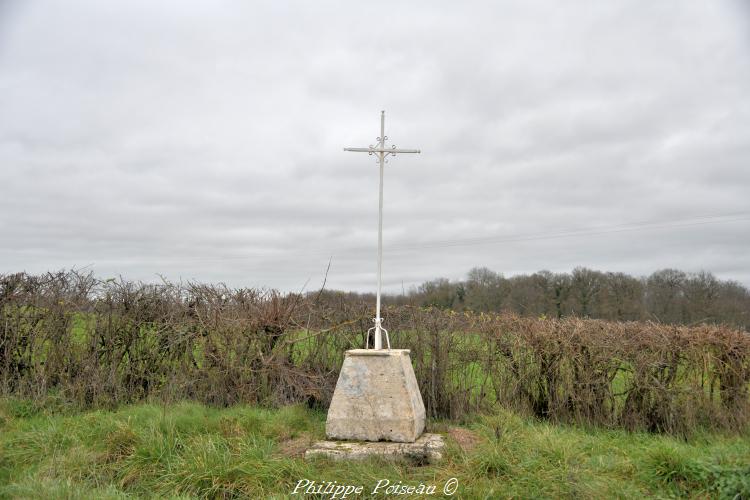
[1,271,748,435]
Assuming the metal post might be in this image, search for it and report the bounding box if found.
[344,111,420,350]
[374,111,385,350]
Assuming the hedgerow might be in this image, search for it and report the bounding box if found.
[1,271,748,435]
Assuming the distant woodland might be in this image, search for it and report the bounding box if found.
[352,268,750,330]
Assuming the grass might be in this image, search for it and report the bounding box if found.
[1,399,748,499]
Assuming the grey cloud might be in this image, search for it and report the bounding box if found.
[1,0,748,292]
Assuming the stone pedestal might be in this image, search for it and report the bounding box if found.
[326,349,426,443]
[306,433,444,462]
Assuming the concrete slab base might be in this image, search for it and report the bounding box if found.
[305,433,444,463]
[326,349,426,443]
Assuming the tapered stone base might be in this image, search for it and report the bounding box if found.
[326,349,426,443]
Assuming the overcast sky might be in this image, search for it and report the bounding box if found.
[1,1,749,292]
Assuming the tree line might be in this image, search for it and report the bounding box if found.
[369,268,750,330]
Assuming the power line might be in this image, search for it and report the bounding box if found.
[387,212,750,252]
[83,210,750,265]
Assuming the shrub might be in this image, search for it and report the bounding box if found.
[1,271,748,435]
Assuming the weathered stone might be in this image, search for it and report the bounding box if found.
[305,433,444,462]
[326,349,426,443]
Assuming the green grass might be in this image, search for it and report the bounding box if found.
[0,398,748,499]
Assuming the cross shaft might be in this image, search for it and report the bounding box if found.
[344,110,420,350]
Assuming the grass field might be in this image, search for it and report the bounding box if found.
[1,399,748,499]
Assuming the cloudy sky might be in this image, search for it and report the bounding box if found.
[1,1,749,292]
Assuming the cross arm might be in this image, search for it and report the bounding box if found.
[386,148,420,154]
[344,147,421,154]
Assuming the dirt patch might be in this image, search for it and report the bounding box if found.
[448,427,482,452]
[277,435,313,458]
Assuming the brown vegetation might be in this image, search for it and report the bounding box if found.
[448,428,482,452]
[1,270,748,435]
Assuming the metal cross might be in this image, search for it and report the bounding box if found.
[344,110,420,350]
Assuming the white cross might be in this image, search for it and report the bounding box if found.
[344,110,420,350]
